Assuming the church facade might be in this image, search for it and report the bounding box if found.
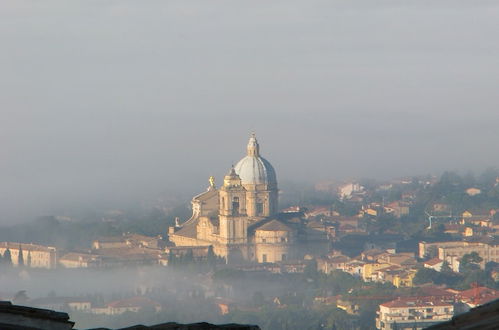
[168,134,328,263]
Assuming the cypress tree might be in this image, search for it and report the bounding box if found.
[168,250,176,266]
[4,248,12,266]
[18,245,24,267]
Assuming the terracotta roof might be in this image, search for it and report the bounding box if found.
[381,297,452,308]
[424,258,444,266]
[458,287,499,300]
[0,242,55,252]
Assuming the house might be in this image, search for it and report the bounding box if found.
[59,253,101,268]
[466,188,481,196]
[424,258,444,272]
[92,237,127,250]
[341,260,366,277]
[95,297,162,315]
[0,242,57,269]
[336,298,360,315]
[29,297,92,313]
[376,297,454,330]
[384,201,410,218]
[215,298,233,315]
[317,255,351,274]
[338,183,365,200]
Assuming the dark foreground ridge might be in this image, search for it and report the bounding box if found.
[0,301,74,329]
[110,323,260,330]
[426,298,499,330]
[0,301,260,330]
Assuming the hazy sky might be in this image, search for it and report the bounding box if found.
[1,0,499,223]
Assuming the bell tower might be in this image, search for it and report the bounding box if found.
[218,167,248,244]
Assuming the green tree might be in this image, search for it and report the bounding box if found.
[27,251,32,267]
[168,250,176,266]
[18,245,24,267]
[3,248,12,266]
[413,268,439,285]
[425,246,438,259]
[183,249,194,264]
[460,252,483,272]
[441,260,453,273]
[304,259,319,281]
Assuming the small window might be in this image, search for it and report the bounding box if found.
[256,202,264,215]
[262,238,266,243]
[232,197,240,215]
[262,254,267,262]
[282,254,287,261]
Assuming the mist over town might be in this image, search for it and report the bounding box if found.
[1,1,499,329]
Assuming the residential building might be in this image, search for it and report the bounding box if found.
[419,241,499,266]
[424,258,444,272]
[0,242,57,269]
[376,297,454,329]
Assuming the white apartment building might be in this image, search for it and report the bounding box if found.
[376,298,453,330]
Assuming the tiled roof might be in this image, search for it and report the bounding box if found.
[381,297,452,308]
[0,242,55,252]
[424,258,444,266]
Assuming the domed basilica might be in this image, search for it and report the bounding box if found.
[168,134,328,263]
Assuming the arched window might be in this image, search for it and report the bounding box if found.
[256,199,264,215]
[232,197,240,216]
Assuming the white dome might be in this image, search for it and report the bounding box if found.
[234,134,277,186]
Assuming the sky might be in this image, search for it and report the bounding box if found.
[1,0,499,223]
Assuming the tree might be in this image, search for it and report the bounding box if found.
[304,259,318,281]
[168,250,176,266]
[3,248,12,266]
[18,245,24,267]
[413,268,439,285]
[183,249,194,264]
[207,245,217,270]
[441,260,453,273]
[460,252,483,272]
[13,290,29,305]
[27,251,32,268]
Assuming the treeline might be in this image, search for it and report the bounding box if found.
[0,204,190,250]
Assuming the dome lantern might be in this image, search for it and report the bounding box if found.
[234,134,277,187]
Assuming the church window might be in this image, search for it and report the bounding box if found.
[222,197,225,210]
[232,197,239,216]
[256,202,264,215]
[262,254,267,262]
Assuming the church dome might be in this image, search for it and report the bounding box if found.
[234,134,277,186]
